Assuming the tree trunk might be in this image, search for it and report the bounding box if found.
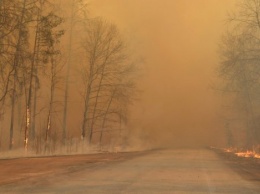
[31,73,38,141]
[27,4,42,144]
[9,73,16,150]
[62,0,75,144]
[99,88,116,146]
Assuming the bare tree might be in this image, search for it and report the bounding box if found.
[62,0,88,144]
[21,1,63,150]
[218,0,260,147]
[43,18,64,146]
[80,18,138,147]
[9,0,29,150]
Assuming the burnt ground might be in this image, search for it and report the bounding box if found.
[213,148,260,183]
[0,151,146,185]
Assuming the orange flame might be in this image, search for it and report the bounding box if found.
[235,151,255,158]
[223,147,260,159]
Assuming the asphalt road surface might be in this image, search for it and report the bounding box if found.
[0,149,259,193]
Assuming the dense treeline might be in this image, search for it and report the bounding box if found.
[218,0,260,150]
[0,0,138,153]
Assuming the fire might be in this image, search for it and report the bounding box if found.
[224,147,260,159]
[235,151,255,158]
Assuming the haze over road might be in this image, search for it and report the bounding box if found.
[0,149,259,193]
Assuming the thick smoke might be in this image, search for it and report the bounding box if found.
[89,0,237,148]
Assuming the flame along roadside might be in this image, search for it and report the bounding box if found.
[224,147,260,159]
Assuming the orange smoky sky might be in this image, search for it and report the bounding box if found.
[88,0,237,148]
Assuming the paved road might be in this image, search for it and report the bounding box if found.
[0,149,259,193]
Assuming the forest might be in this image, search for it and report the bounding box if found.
[218,0,260,152]
[0,0,138,154]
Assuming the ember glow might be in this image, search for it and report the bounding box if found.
[224,148,233,153]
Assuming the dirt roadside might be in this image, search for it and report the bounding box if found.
[0,151,146,185]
